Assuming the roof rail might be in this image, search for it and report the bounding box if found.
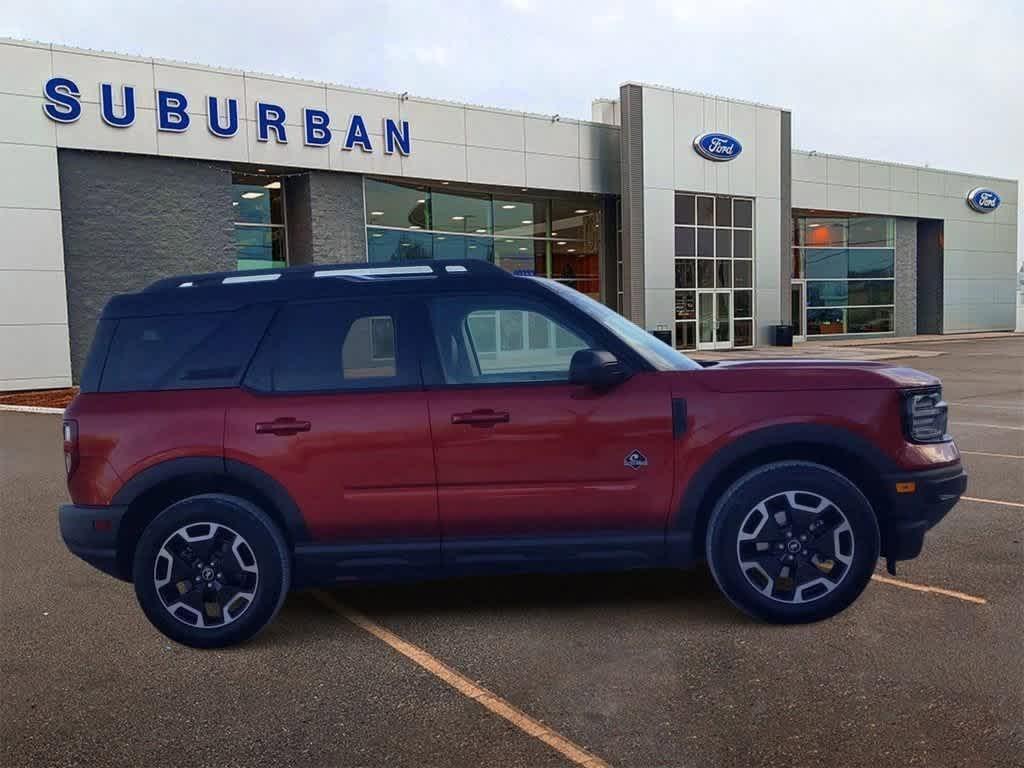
[143,259,512,293]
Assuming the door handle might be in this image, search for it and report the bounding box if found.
[451,409,510,427]
[255,418,311,436]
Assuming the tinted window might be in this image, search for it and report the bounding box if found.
[430,296,591,384]
[248,300,413,392]
[100,306,274,392]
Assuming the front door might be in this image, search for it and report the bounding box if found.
[423,291,675,568]
[697,289,733,350]
[791,281,807,342]
[225,297,439,569]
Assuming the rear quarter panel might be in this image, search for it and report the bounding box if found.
[65,390,233,505]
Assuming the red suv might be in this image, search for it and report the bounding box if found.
[60,260,966,648]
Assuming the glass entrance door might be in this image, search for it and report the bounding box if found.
[697,290,733,350]
[791,281,806,342]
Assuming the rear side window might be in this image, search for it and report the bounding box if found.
[245,299,416,393]
[99,305,274,392]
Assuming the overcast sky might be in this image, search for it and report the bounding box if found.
[3,0,1021,266]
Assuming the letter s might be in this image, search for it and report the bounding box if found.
[43,77,82,123]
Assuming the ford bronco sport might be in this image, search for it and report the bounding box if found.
[60,260,966,648]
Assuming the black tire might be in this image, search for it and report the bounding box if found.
[132,494,290,649]
[705,461,879,623]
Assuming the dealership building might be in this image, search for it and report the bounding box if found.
[0,37,1019,390]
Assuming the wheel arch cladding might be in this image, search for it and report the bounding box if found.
[675,424,894,562]
[112,457,309,580]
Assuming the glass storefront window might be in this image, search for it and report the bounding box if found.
[795,213,896,336]
[364,178,603,300]
[233,173,286,270]
[675,227,696,258]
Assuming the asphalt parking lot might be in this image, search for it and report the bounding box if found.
[1,336,1021,768]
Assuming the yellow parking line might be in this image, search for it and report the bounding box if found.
[312,590,611,768]
[871,574,987,604]
[959,450,1024,460]
[961,495,1024,509]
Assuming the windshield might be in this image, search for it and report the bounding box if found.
[534,278,701,371]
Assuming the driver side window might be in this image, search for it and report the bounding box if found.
[430,296,592,385]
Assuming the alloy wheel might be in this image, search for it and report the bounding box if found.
[735,490,855,604]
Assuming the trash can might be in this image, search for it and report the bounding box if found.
[649,328,672,345]
[771,324,794,347]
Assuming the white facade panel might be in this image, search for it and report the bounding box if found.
[525,117,579,157]
[0,324,72,388]
[0,208,64,271]
[398,99,466,145]
[891,165,918,193]
[0,93,57,146]
[334,143,404,175]
[754,108,782,199]
[792,179,827,209]
[0,40,52,97]
[466,146,525,187]
[326,88,402,138]
[525,153,579,192]
[397,138,468,182]
[465,109,524,152]
[859,162,892,190]
[0,270,68,325]
[158,117,250,163]
[0,144,61,210]
[641,87,674,191]
[792,152,827,183]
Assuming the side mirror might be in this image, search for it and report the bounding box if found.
[569,349,628,391]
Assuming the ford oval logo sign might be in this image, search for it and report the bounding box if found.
[693,132,742,162]
[966,187,1001,213]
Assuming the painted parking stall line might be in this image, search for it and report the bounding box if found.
[312,591,611,768]
[870,575,987,605]
[959,450,1023,460]
[961,496,1024,509]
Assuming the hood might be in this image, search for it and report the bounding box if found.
[692,359,941,393]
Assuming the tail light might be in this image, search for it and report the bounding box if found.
[902,388,949,443]
[62,419,79,477]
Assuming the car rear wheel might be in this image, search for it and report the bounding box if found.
[132,494,290,648]
[706,461,879,623]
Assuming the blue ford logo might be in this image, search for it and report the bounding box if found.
[966,187,1001,213]
[693,132,742,162]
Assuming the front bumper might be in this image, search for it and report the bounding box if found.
[879,461,967,562]
[59,504,128,580]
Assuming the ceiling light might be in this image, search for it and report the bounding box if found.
[521,187,527,192]
[437,236,446,241]
[231,201,238,206]
[501,204,516,210]
[505,239,514,243]
[409,225,421,229]
[551,232,558,236]
[257,168,267,172]
[451,215,465,221]
[557,241,567,245]
[521,219,532,224]
[518,247,527,252]
[468,245,476,250]
[370,211,384,216]
[416,198,426,204]
[475,228,487,233]
[568,248,576,253]
[401,242,412,247]
[241,192,264,199]
[441,181,449,185]
[371,233,382,238]
[263,181,281,189]
[574,209,587,214]
[808,223,821,228]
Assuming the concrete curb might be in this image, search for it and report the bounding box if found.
[0,404,65,415]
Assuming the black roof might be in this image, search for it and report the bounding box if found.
[103,260,526,319]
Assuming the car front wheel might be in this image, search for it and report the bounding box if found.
[706,461,880,623]
[132,494,290,648]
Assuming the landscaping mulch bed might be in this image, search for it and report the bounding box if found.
[0,387,78,409]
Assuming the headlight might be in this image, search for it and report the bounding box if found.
[902,388,949,443]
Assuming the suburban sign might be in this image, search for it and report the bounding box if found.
[966,187,1001,213]
[41,76,412,155]
[693,132,742,162]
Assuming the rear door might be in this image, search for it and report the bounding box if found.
[225,297,438,568]
[424,291,675,567]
